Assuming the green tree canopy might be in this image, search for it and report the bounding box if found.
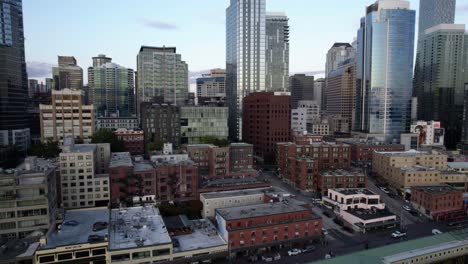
[28,140,61,159]
[200,136,229,147]
[91,129,126,152]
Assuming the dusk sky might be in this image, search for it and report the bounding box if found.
[24,0,468,84]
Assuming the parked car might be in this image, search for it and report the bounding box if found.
[303,245,316,253]
[402,204,411,211]
[379,187,390,194]
[432,229,443,235]
[287,248,302,256]
[323,211,332,218]
[333,218,344,226]
[409,210,419,216]
[322,228,328,236]
[391,231,407,238]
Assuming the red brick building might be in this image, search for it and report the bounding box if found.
[318,169,366,194]
[229,143,254,172]
[109,153,156,205]
[344,141,404,167]
[411,185,466,222]
[242,92,291,164]
[114,128,145,155]
[215,201,322,251]
[186,144,229,177]
[154,160,199,202]
[292,132,323,145]
[276,142,351,192]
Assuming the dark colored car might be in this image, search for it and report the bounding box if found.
[333,218,344,226]
[303,245,316,253]
[323,211,332,218]
[342,226,354,233]
[93,221,108,231]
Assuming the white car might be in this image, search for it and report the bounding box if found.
[379,187,390,194]
[322,228,328,236]
[391,231,407,238]
[432,229,442,235]
[287,248,302,256]
[402,204,411,211]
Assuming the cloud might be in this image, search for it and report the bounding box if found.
[27,61,55,79]
[458,3,468,12]
[139,19,179,30]
[291,70,325,77]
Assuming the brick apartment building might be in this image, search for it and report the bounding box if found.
[154,160,199,202]
[114,128,145,155]
[229,143,254,172]
[411,185,466,222]
[186,144,229,177]
[318,169,366,194]
[343,141,405,167]
[242,92,291,164]
[276,142,351,192]
[109,153,156,205]
[216,201,322,251]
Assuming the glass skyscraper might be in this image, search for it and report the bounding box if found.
[354,0,416,143]
[0,0,29,152]
[226,0,266,141]
[136,46,188,114]
[265,12,289,92]
[88,55,136,118]
[52,56,83,91]
[414,25,468,148]
[417,0,455,42]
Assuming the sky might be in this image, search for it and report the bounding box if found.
[24,0,468,85]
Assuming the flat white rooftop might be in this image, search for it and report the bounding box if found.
[109,206,171,251]
[173,219,226,253]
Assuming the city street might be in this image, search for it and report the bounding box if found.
[241,169,447,263]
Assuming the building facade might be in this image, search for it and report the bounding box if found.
[242,92,291,163]
[114,128,144,155]
[265,12,289,92]
[410,120,445,147]
[411,185,465,222]
[216,201,322,251]
[326,59,356,131]
[344,140,405,167]
[0,0,29,153]
[0,157,57,241]
[289,74,314,109]
[95,117,139,131]
[88,55,135,118]
[276,142,351,192]
[354,0,416,143]
[325,43,356,78]
[59,142,110,209]
[186,144,229,178]
[154,160,198,202]
[226,0,266,141]
[318,170,366,194]
[180,106,228,144]
[413,24,468,149]
[196,69,226,105]
[136,46,188,112]
[140,103,181,148]
[39,88,95,144]
[52,56,83,90]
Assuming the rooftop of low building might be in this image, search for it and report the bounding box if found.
[411,185,461,195]
[109,152,133,168]
[172,219,226,253]
[330,188,376,196]
[200,186,290,200]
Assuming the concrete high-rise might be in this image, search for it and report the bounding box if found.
[226,0,266,141]
[136,46,188,115]
[325,43,356,77]
[290,74,314,109]
[417,0,455,43]
[327,59,356,131]
[414,24,468,148]
[265,12,289,92]
[88,55,135,118]
[0,0,29,153]
[354,0,415,143]
[52,56,83,90]
[196,69,226,106]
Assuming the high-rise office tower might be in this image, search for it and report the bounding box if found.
[327,59,356,131]
[196,69,226,106]
[354,0,415,143]
[226,0,266,141]
[462,83,468,143]
[45,78,53,92]
[325,43,356,77]
[0,0,29,153]
[315,78,326,111]
[265,12,289,92]
[28,79,38,98]
[88,55,135,118]
[136,46,188,115]
[52,56,83,90]
[290,74,314,109]
[414,24,468,148]
[417,0,455,42]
